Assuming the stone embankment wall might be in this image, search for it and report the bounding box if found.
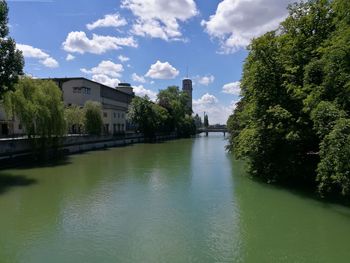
[0,133,177,161]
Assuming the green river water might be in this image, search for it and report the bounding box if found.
[0,135,350,262]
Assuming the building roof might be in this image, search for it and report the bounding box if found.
[43,77,134,97]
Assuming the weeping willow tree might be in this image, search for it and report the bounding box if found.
[4,77,66,154]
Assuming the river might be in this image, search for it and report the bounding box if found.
[0,134,350,262]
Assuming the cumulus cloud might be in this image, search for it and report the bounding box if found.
[92,74,120,88]
[132,73,146,83]
[193,93,237,124]
[81,60,124,88]
[87,13,127,30]
[62,31,138,54]
[118,55,130,62]
[16,43,59,68]
[81,60,124,78]
[133,85,157,101]
[121,0,198,41]
[202,0,298,53]
[196,75,215,86]
[222,81,241,95]
[145,60,179,79]
[66,54,75,61]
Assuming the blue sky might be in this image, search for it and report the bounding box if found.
[8,0,296,124]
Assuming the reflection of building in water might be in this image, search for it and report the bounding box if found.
[182,78,193,113]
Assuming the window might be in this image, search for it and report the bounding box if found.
[114,112,116,118]
[118,113,120,118]
[103,112,107,118]
[18,123,22,130]
[83,87,91,94]
[73,87,81,93]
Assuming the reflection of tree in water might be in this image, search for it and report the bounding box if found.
[0,173,37,194]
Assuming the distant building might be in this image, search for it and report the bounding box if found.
[0,77,135,137]
[182,78,193,113]
[49,77,134,135]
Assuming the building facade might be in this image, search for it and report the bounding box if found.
[0,77,135,137]
[51,78,134,135]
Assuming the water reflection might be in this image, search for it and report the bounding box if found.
[1,135,350,262]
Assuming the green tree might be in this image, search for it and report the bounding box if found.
[65,104,85,134]
[127,96,170,138]
[227,0,347,188]
[4,78,66,138]
[157,86,189,132]
[84,101,103,135]
[0,0,24,99]
[317,118,350,196]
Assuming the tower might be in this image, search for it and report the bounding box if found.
[182,78,193,113]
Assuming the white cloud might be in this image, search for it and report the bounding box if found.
[222,81,241,95]
[121,0,198,41]
[81,60,124,88]
[193,93,237,124]
[132,73,146,83]
[16,43,59,68]
[87,13,127,30]
[62,31,138,54]
[133,85,157,101]
[81,60,124,78]
[202,0,298,53]
[118,55,130,62]
[41,57,59,68]
[66,54,75,61]
[196,75,215,86]
[92,74,120,88]
[193,93,218,105]
[145,60,179,79]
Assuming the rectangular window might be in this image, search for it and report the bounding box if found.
[103,112,107,118]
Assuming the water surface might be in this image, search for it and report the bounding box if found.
[0,135,350,262]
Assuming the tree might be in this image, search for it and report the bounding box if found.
[65,104,85,134]
[157,86,189,132]
[4,78,66,138]
[4,78,66,152]
[127,96,170,138]
[84,101,103,135]
[0,0,24,99]
[317,118,350,196]
[227,0,350,190]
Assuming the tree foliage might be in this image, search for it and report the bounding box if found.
[4,78,66,138]
[0,0,24,99]
[128,86,196,138]
[64,105,85,134]
[84,101,103,135]
[227,0,350,197]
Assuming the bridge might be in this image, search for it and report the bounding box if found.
[197,127,228,136]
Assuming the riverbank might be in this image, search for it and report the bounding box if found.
[0,133,177,167]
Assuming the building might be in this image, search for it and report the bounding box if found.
[182,78,193,113]
[0,77,135,137]
[50,78,134,135]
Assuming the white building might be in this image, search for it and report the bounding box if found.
[51,77,134,135]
